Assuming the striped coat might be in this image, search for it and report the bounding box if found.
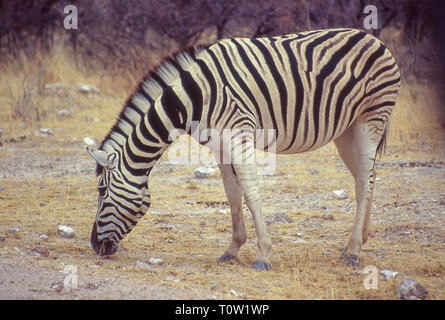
[87,28,400,270]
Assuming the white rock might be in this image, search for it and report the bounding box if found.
[84,115,101,123]
[77,83,100,95]
[320,213,334,220]
[217,209,230,215]
[57,109,73,119]
[135,260,154,271]
[333,189,348,200]
[8,227,20,233]
[39,128,54,136]
[381,270,399,280]
[38,234,49,242]
[57,225,75,238]
[396,278,428,300]
[83,137,97,147]
[230,289,239,297]
[194,166,216,179]
[44,82,66,93]
[148,257,165,265]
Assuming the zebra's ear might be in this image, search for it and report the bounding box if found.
[86,147,117,170]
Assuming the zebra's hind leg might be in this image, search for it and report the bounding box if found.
[334,118,381,267]
[217,163,247,262]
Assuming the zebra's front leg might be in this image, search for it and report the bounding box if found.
[232,162,272,270]
[217,163,247,262]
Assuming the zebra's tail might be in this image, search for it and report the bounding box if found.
[376,119,390,158]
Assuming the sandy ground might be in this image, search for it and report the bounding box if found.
[0,254,210,299]
[0,131,444,300]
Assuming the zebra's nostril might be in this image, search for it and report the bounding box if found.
[99,238,118,256]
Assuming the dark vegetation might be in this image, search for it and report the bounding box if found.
[0,0,442,79]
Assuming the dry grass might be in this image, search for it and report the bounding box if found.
[0,43,444,300]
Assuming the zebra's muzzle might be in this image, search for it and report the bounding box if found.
[90,222,119,256]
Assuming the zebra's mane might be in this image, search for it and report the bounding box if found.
[95,45,208,176]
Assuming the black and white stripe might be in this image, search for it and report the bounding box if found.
[88,28,401,268]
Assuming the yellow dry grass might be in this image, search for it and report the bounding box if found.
[0,44,444,300]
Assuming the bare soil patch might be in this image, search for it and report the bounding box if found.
[1,135,444,300]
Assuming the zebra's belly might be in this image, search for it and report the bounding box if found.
[253,123,348,155]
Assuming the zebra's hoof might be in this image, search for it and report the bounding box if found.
[218,252,235,262]
[252,260,271,271]
[343,254,360,267]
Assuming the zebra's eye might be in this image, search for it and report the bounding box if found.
[98,186,107,198]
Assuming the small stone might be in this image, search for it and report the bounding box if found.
[85,282,99,290]
[194,166,216,179]
[135,260,154,271]
[39,201,48,206]
[296,232,304,238]
[396,278,428,300]
[322,250,331,255]
[44,82,66,92]
[83,137,97,147]
[148,257,165,265]
[320,213,334,220]
[0,235,6,241]
[77,83,100,95]
[8,227,20,233]
[309,168,320,175]
[0,128,3,138]
[32,246,49,257]
[38,234,49,242]
[333,189,348,200]
[39,128,54,136]
[57,109,73,119]
[0,186,4,192]
[51,281,64,292]
[57,225,75,238]
[217,209,230,215]
[266,212,293,225]
[230,289,240,297]
[381,270,399,280]
[84,115,101,123]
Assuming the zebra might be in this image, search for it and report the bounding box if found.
[87,28,400,270]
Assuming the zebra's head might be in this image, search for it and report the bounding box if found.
[87,147,150,256]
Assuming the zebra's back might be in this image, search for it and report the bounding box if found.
[197,28,400,154]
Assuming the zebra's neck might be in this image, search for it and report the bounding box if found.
[98,47,207,185]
